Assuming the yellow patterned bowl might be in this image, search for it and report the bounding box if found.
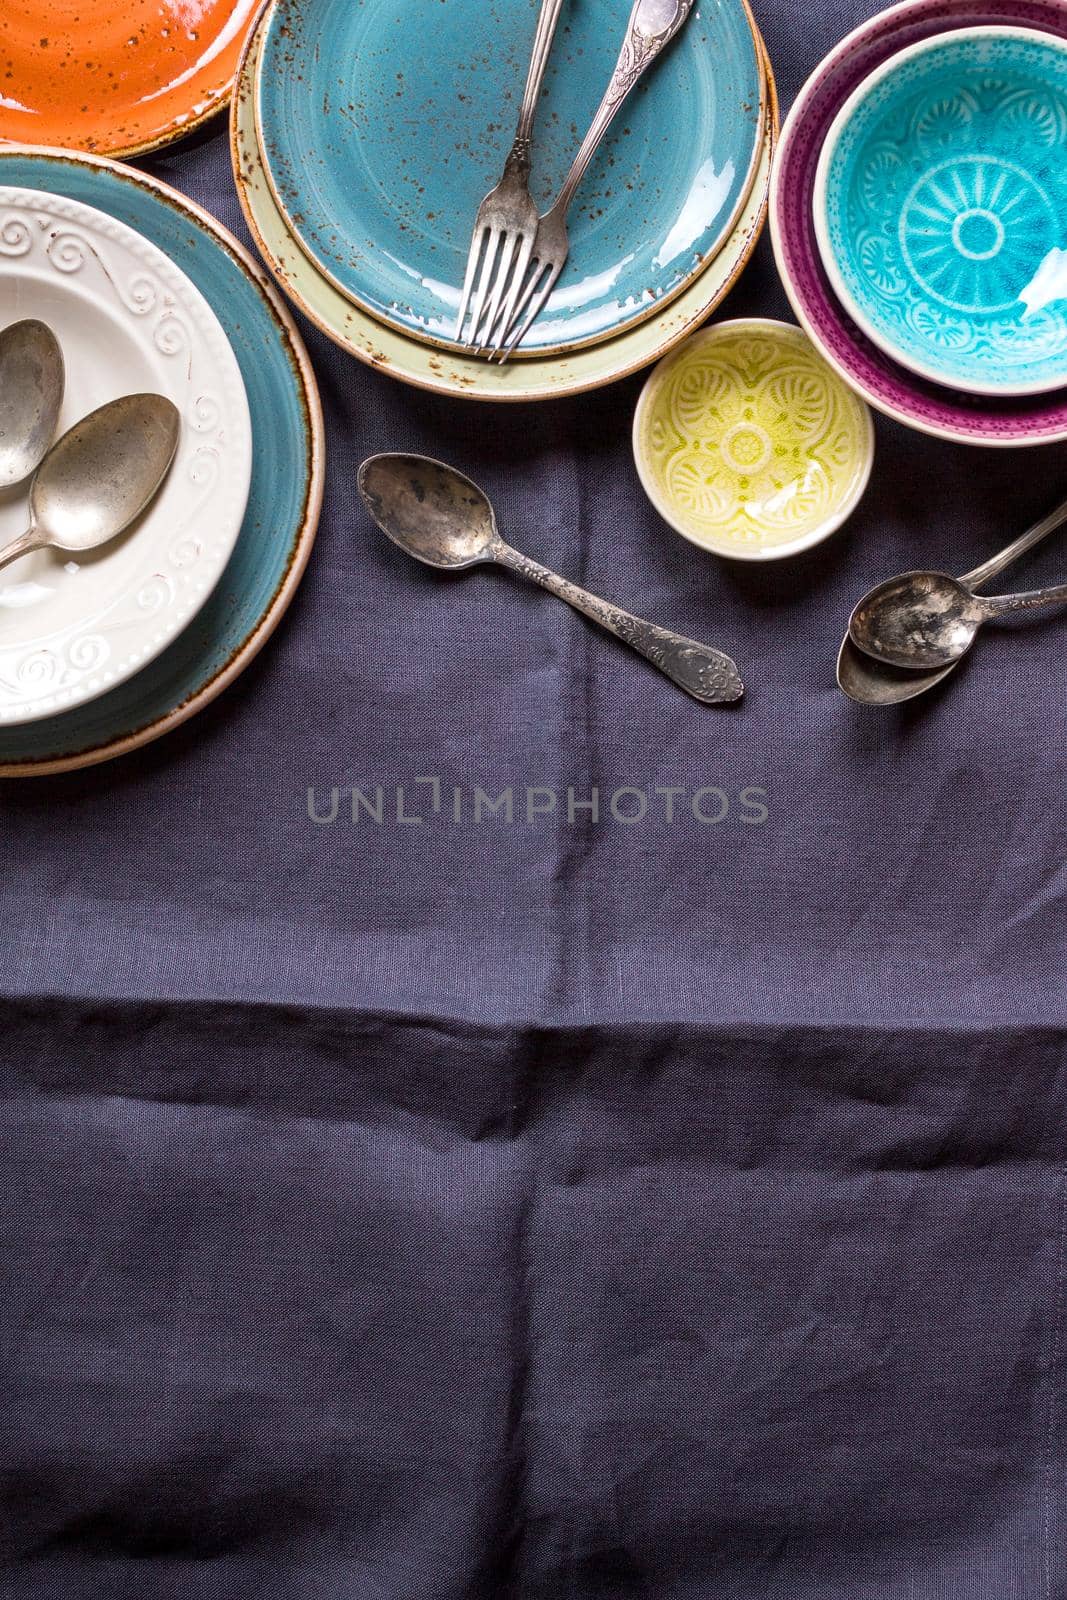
[632,318,874,561]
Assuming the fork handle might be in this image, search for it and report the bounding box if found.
[555,0,697,213]
[495,542,743,703]
[511,0,569,164]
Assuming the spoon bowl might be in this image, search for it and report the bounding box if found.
[0,319,64,490]
[836,633,959,704]
[849,571,987,669]
[0,393,180,574]
[358,454,497,569]
[31,393,180,553]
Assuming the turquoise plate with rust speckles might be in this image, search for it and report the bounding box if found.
[254,0,765,356]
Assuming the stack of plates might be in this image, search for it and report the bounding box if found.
[771,0,1067,446]
[233,0,778,402]
[0,150,323,775]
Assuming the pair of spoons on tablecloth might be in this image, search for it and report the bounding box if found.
[839,496,1067,704]
[0,319,179,574]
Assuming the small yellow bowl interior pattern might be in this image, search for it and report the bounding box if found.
[633,319,873,559]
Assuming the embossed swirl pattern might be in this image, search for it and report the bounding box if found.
[0,186,251,722]
[824,33,1067,386]
[641,329,870,550]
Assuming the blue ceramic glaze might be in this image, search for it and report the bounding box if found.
[816,27,1067,395]
[0,150,316,769]
[256,0,765,354]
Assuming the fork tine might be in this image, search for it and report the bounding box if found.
[454,224,488,342]
[491,256,545,358]
[497,259,561,363]
[473,230,520,351]
[485,231,535,352]
[467,225,503,349]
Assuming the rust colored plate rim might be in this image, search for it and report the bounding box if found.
[0,1,261,160]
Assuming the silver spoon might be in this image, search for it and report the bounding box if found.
[838,495,1067,702]
[0,393,180,573]
[850,555,1067,671]
[358,453,743,704]
[0,319,64,490]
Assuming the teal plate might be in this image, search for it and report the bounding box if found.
[815,26,1067,396]
[0,147,324,777]
[255,0,765,355]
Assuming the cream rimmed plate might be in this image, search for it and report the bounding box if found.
[632,319,873,560]
[232,2,777,402]
[254,0,765,356]
[0,186,252,723]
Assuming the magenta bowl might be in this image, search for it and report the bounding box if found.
[770,0,1067,446]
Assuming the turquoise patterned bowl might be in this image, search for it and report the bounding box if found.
[814,26,1067,396]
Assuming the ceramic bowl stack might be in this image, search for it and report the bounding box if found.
[0,2,327,775]
[0,155,323,776]
[232,0,778,402]
[0,186,251,725]
[771,0,1067,446]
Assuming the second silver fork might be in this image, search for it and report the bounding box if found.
[454,0,568,351]
[491,0,698,362]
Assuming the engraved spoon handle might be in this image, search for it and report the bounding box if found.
[0,525,41,572]
[982,578,1067,616]
[553,0,696,214]
[513,0,569,155]
[963,495,1067,589]
[494,541,742,703]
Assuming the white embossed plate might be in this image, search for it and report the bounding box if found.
[0,187,252,724]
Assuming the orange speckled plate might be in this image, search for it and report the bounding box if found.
[0,0,261,157]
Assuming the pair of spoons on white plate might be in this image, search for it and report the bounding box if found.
[839,495,1067,704]
[0,318,179,575]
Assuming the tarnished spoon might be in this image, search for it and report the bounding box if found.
[0,393,180,573]
[850,564,1067,671]
[0,319,64,489]
[838,495,1067,702]
[358,453,743,704]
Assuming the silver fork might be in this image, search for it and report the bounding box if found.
[454,0,568,350]
[491,0,698,361]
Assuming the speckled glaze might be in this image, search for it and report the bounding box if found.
[632,319,874,560]
[0,1,262,157]
[816,27,1067,395]
[770,0,1067,446]
[254,0,765,355]
[232,4,778,401]
[0,145,324,777]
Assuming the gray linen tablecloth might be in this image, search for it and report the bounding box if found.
[0,0,1065,1595]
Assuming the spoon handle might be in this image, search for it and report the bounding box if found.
[553,0,696,215]
[0,525,40,573]
[495,543,743,703]
[963,494,1067,589]
[983,578,1067,617]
